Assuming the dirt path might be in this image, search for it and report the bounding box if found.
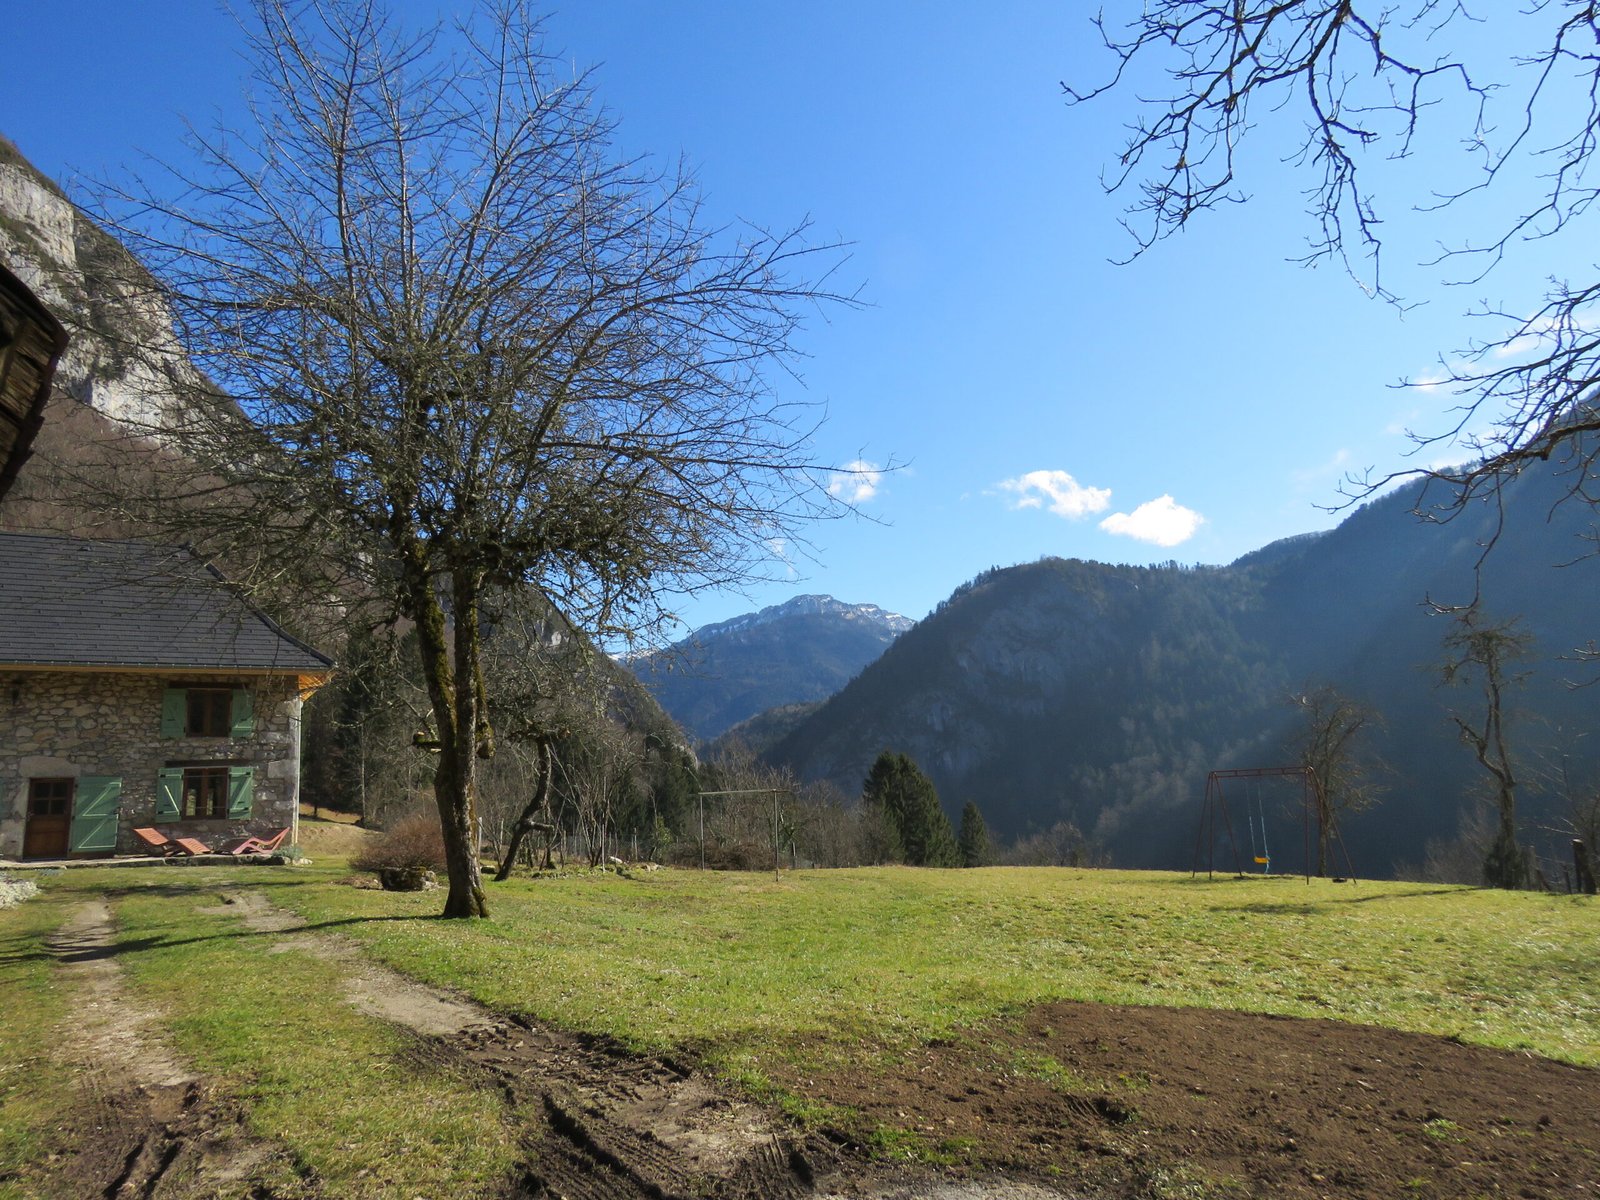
[221,891,872,1198]
[44,900,310,1199]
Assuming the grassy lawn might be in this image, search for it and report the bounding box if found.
[0,869,520,1199]
[272,864,1600,1076]
[1,861,1595,1196]
[0,885,84,1200]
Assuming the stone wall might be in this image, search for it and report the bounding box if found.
[0,671,302,857]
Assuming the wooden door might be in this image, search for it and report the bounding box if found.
[23,778,72,858]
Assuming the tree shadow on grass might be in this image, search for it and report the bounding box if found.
[0,911,441,969]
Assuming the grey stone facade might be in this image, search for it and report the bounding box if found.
[0,670,304,857]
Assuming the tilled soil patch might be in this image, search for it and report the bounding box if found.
[767,999,1600,1199]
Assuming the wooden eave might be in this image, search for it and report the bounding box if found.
[0,661,333,694]
[0,261,69,504]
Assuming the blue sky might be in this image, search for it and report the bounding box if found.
[1,3,1574,635]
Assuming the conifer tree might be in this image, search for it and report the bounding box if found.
[958,801,992,868]
[861,751,957,867]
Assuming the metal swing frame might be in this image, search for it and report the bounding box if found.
[1192,766,1356,883]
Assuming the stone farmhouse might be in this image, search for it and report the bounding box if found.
[0,532,333,859]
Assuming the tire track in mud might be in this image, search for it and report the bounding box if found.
[225,891,1078,1200]
[225,890,834,1199]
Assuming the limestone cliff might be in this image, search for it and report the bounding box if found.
[0,136,187,433]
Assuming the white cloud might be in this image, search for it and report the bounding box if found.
[827,459,882,503]
[765,536,798,581]
[1099,495,1204,547]
[1494,313,1599,359]
[1291,447,1351,486]
[996,469,1112,519]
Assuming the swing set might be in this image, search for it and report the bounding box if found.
[1192,766,1356,882]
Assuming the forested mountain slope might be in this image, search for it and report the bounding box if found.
[769,465,1600,875]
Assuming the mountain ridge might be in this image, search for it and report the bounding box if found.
[630,593,914,742]
[765,464,1600,877]
[688,594,914,642]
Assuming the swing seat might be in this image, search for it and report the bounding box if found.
[1254,856,1270,865]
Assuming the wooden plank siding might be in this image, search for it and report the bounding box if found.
[0,260,70,504]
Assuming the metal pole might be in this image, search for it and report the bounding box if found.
[1303,771,1312,884]
[772,788,780,882]
[699,794,705,870]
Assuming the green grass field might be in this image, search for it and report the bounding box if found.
[274,864,1600,1071]
[2,862,1596,1196]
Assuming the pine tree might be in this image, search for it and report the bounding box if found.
[861,751,957,867]
[958,801,992,868]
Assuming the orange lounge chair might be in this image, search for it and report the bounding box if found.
[133,826,179,856]
[226,828,290,856]
[171,836,214,856]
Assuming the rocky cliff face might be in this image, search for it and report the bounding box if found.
[0,136,188,432]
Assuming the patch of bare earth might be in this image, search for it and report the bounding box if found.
[767,999,1600,1199]
[40,900,315,1199]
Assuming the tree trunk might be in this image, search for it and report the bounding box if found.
[495,737,555,881]
[1574,840,1597,895]
[1484,789,1527,890]
[441,570,490,917]
[1316,793,1330,878]
[402,538,489,918]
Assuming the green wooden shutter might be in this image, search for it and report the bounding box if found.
[69,777,121,852]
[230,688,255,737]
[227,767,255,818]
[156,768,183,822]
[161,689,187,737]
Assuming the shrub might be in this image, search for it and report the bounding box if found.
[350,813,447,873]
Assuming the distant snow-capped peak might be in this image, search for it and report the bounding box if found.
[694,594,913,641]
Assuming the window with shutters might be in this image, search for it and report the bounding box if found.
[181,766,230,818]
[187,688,232,736]
[157,764,253,821]
[161,686,255,738]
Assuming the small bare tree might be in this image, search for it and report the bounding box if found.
[1532,742,1600,893]
[1440,609,1535,889]
[86,0,852,916]
[1288,685,1386,876]
[561,718,640,868]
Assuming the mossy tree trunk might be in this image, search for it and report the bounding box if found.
[403,537,490,918]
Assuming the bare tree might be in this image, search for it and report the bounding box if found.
[559,716,640,868]
[86,0,852,916]
[1288,685,1386,876]
[1440,608,1535,889]
[1531,741,1600,893]
[1067,4,1600,517]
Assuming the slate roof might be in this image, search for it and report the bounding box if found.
[0,532,334,672]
